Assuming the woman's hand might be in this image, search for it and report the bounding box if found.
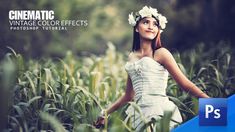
[94,116,105,128]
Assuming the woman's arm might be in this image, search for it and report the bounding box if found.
[106,75,135,114]
[94,75,134,128]
[155,48,209,98]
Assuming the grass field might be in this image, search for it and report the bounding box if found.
[1,43,234,132]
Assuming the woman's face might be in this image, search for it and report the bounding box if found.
[136,17,159,40]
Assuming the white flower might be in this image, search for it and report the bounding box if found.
[149,7,158,17]
[128,12,136,26]
[139,6,152,17]
[158,14,168,29]
[128,6,168,29]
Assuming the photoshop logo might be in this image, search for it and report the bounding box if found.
[199,98,227,126]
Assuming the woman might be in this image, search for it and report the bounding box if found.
[95,6,209,131]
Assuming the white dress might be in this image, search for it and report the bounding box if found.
[124,56,182,131]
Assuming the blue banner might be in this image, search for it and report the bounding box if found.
[172,95,235,132]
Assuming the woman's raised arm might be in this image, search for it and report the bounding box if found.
[155,48,209,98]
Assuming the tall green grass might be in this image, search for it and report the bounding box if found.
[1,42,234,132]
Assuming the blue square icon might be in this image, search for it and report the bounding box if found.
[199,98,227,126]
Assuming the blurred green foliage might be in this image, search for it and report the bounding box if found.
[1,0,235,59]
[0,42,234,131]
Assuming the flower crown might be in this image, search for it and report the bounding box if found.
[128,6,168,30]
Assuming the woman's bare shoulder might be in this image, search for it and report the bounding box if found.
[128,51,139,61]
[154,47,173,63]
[155,47,171,54]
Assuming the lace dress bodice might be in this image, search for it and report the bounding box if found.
[125,56,169,105]
[124,56,182,131]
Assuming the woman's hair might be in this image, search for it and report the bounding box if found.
[131,17,162,56]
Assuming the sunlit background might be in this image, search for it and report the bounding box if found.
[1,0,235,58]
